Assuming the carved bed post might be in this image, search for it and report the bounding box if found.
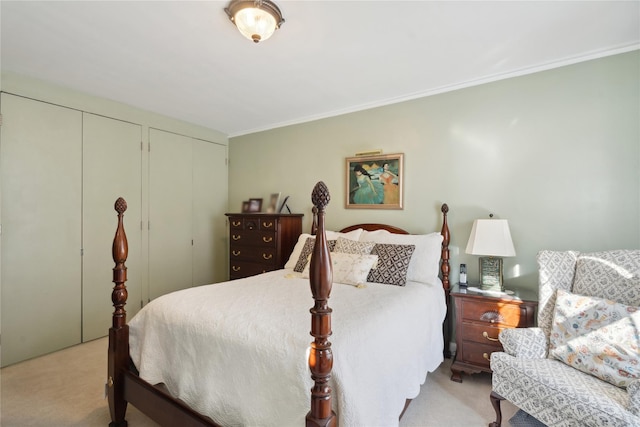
[306,182,337,427]
[108,197,130,427]
[440,203,451,358]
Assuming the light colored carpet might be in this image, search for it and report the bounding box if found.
[1,338,518,426]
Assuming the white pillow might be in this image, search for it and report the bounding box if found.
[284,229,363,269]
[359,229,443,284]
[303,252,378,286]
[333,236,375,254]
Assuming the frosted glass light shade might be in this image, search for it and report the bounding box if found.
[235,8,276,42]
[465,219,516,257]
[225,0,285,43]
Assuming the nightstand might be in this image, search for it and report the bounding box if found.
[450,284,537,382]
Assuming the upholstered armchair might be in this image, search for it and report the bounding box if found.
[489,250,640,427]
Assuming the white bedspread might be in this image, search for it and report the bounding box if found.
[129,269,446,427]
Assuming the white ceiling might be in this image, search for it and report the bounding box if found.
[2,1,639,137]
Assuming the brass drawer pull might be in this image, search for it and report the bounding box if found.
[263,236,273,243]
[263,253,273,260]
[483,352,490,360]
[232,266,241,272]
[483,331,499,342]
[262,221,274,228]
[232,221,241,227]
[232,234,241,241]
[232,250,241,256]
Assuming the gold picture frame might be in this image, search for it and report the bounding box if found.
[346,153,404,209]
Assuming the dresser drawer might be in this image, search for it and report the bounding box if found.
[459,299,526,327]
[229,217,279,231]
[229,245,277,264]
[459,322,505,346]
[229,261,271,279]
[230,231,277,247]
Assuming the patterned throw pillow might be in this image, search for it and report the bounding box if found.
[333,237,375,255]
[550,289,640,388]
[293,237,336,272]
[303,252,378,286]
[367,243,415,286]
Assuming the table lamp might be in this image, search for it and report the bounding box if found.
[465,217,516,291]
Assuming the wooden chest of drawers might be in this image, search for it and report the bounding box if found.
[225,213,303,280]
[450,285,537,382]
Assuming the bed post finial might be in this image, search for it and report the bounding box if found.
[307,181,337,427]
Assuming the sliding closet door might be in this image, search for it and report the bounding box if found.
[192,139,227,286]
[148,129,193,299]
[82,113,142,342]
[0,94,82,366]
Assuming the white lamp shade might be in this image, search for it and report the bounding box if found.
[465,219,516,257]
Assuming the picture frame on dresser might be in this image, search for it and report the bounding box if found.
[267,193,281,213]
[346,152,403,209]
[248,198,262,212]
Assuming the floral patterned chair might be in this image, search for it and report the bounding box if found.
[489,249,640,427]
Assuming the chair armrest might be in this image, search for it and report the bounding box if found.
[629,379,640,416]
[499,327,548,359]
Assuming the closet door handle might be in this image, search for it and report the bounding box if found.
[483,331,499,342]
[263,236,273,243]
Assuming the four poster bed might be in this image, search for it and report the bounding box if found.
[108,182,451,427]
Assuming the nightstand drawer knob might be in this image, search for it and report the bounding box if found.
[232,266,241,272]
[263,253,273,260]
[232,234,241,241]
[483,352,490,360]
[262,221,274,228]
[483,331,499,342]
[232,250,241,256]
[232,221,241,226]
[263,236,273,243]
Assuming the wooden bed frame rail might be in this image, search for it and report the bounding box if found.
[107,188,451,426]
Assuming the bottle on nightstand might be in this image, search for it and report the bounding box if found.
[459,263,467,286]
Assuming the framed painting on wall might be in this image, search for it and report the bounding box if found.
[346,153,404,209]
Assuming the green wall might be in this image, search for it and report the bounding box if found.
[229,51,640,292]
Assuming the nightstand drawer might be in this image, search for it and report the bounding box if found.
[460,299,526,327]
[459,322,504,345]
[459,341,501,369]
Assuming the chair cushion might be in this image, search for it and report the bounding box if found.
[573,250,640,307]
[491,352,639,427]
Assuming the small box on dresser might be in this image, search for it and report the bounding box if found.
[225,213,303,280]
[450,284,537,382]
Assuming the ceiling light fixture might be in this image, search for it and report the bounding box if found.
[225,0,285,44]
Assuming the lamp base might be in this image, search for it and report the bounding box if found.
[479,256,504,291]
